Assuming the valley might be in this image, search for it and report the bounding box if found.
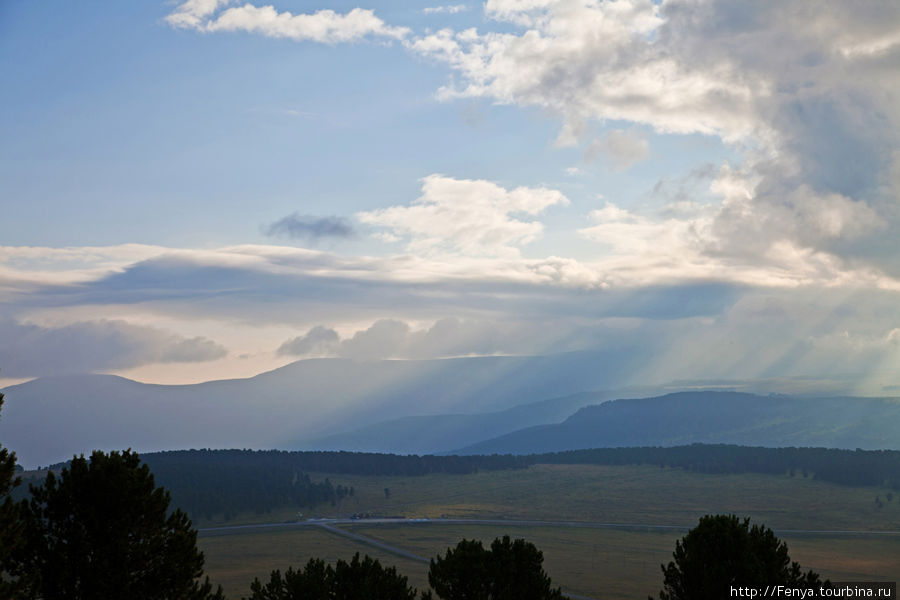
[196,464,900,598]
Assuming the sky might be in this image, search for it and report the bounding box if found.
[2,0,900,393]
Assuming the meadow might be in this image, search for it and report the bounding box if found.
[198,464,900,598]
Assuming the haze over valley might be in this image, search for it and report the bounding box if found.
[3,0,900,596]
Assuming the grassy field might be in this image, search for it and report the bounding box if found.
[196,463,900,531]
[338,523,900,598]
[199,527,431,599]
[199,522,900,599]
[197,464,900,598]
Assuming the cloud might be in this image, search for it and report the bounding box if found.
[168,0,900,278]
[167,0,900,278]
[405,0,900,278]
[339,319,412,359]
[357,174,569,257]
[0,318,227,377]
[423,5,469,15]
[336,317,509,360]
[5,243,900,389]
[166,1,409,43]
[164,0,229,29]
[270,293,900,390]
[584,129,650,170]
[579,201,707,262]
[277,325,340,356]
[410,1,757,139]
[287,317,545,360]
[265,214,355,242]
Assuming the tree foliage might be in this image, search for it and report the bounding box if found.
[245,553,425,600]
[126,445,900,524]
[0,392,25,598]
[538,445,900,489]
[656,515,824,600]
[15,449,223,600]
[428,536,564,600]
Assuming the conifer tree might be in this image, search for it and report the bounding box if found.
[17,449,224,600]
[0,392,26,598]
[656,515,824,600]
[428,536,564,600]
[246,553,424,600]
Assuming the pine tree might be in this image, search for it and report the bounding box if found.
[17,449,224,600]
[0,392,26,598]
[246,553,423,600]
[428,536,564,600]
[655,515,824,600]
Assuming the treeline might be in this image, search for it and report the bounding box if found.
[144,450,342,521]
[141,449,529,520]
[31,445,898,521]
[144,448,529,477]
[534,444,900,489]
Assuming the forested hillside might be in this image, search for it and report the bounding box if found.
[149,445,899,520]
[538,445,900,489]
[457,392,900,454]
[142,449,529,520]
[26,445,897,523]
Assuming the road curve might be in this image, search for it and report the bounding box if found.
[197,517,900,600]
[312,522,597,600]
[198,516,900,537]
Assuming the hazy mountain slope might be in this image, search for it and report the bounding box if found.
[0,350,641,468]
[455,391,900,454]
[293,391,616,454]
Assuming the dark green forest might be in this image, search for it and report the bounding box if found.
[21,444,899,522]
[147,444,900,520]
[140,449,529,520]
[536,444,900,489]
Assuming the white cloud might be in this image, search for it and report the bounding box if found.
[167,0,900,278]
[578,201,712,282]
[405,0,900,278]
[423,5,469,15]
[357,174,569,258]
[410,0,760,141]
[166,1,408,43]
[165,0,230,29]
[584,129,650,170]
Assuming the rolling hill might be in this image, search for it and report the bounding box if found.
[455,391,900,454]
[292,391,615,454]
[0,350,642,468]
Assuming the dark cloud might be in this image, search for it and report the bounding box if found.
[20,256,742,323]
[277,326,340,356]
[0,319,227,377]
[265,214,355,241]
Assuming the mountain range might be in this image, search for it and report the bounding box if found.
[0,351,640,467]
[2,353,898,468]
[455,391,900,454]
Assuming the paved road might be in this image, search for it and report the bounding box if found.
[198,517,900,600]
[312,522,598,600]
[316,521,430,563]
[199,516,900,537]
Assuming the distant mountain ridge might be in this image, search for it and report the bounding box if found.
[293,391,615,454]
[0,350,643,467]
[6,355,898,469]
[454,391,900,454]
